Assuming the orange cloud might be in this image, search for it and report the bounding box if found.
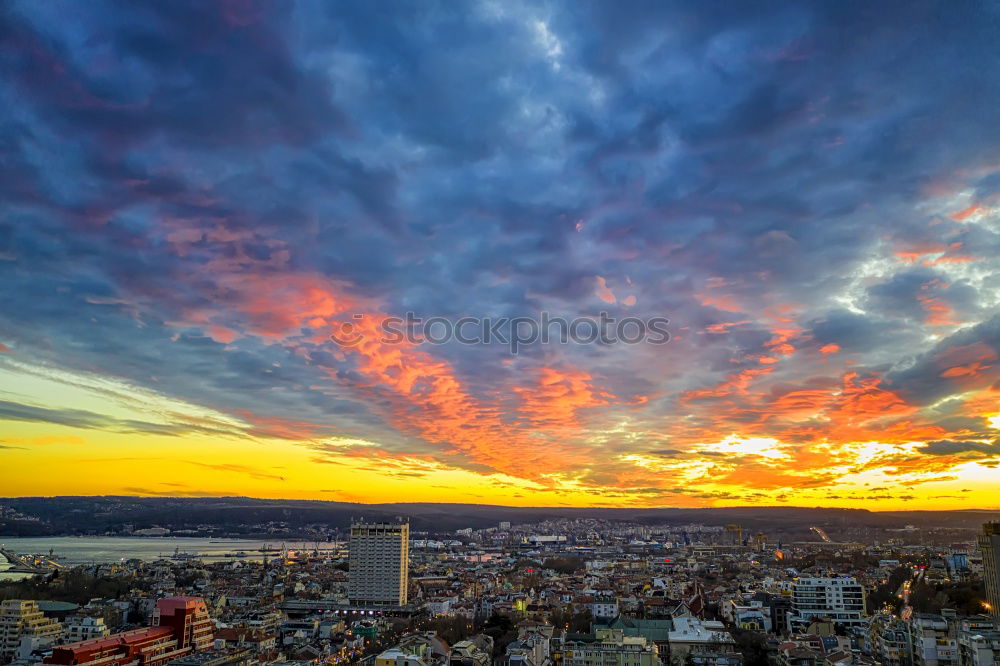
[768,388,834,418]
[682,366,774,401]
[595,276,616,304]
[697,293,743,313]
[706,321,750,334]
[513,366,610,431]
[766,327,800,357]
[231,274,356,339]
[950,203,981,220]
[916,280,956,327]
[326,314,604,479]
[895,243,947,263]
[207,326,239,344]
[932,342,998,389]
[941,362,993,378]
[896,240,979,266]
[832,371,915,420]
[234,411,330,440]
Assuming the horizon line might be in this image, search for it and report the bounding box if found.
[2,494,999,513]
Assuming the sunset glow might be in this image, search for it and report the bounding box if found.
[1,1,999,510]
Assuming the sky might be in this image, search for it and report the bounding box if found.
[1,0,999,510]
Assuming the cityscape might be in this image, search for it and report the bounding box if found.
[2,2,1000,666]
[0,512,999,666]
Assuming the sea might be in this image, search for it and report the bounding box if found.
[0,537,341,580]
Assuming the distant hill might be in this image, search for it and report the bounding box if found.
[0,496,996,537]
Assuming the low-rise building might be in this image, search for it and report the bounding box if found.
[956,616,1000,666]
[668,618,740,666]
[589,596,619,620]
[376,647,432,666]
[505,626,553,666]
[562,628,659,666]
[450,635,493,666]
[911,614,958,666]
[64,616,111,644]
[868,613,910,666]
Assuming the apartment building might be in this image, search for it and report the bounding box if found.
[911,614,959,666]
[0,600,63,663]
[789,577,866,630]
[64,616,110,644]
[956,616,1000,666]
[348,521,410,606]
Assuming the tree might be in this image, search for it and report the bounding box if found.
[867,567,910,613]
[550,606,592,633]
[542,557,584,574]
[730,627,770,666]
[482,613,517,657]
[0,569,141,604]
[425,615,473,645]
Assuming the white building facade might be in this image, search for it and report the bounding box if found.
[789,576,866,630]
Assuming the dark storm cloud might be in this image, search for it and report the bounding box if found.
[807,310,898,352]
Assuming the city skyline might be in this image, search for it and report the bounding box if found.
[2,1,1000,509]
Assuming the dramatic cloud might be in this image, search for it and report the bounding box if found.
[1,0,999,507]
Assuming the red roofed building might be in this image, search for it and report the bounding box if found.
[45,597,213,666]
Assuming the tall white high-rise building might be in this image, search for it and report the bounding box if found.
[788,576,866,630]
[348,520,409,606]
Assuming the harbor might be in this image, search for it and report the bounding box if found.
[0,537,348,568]
[0,545,63,574]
